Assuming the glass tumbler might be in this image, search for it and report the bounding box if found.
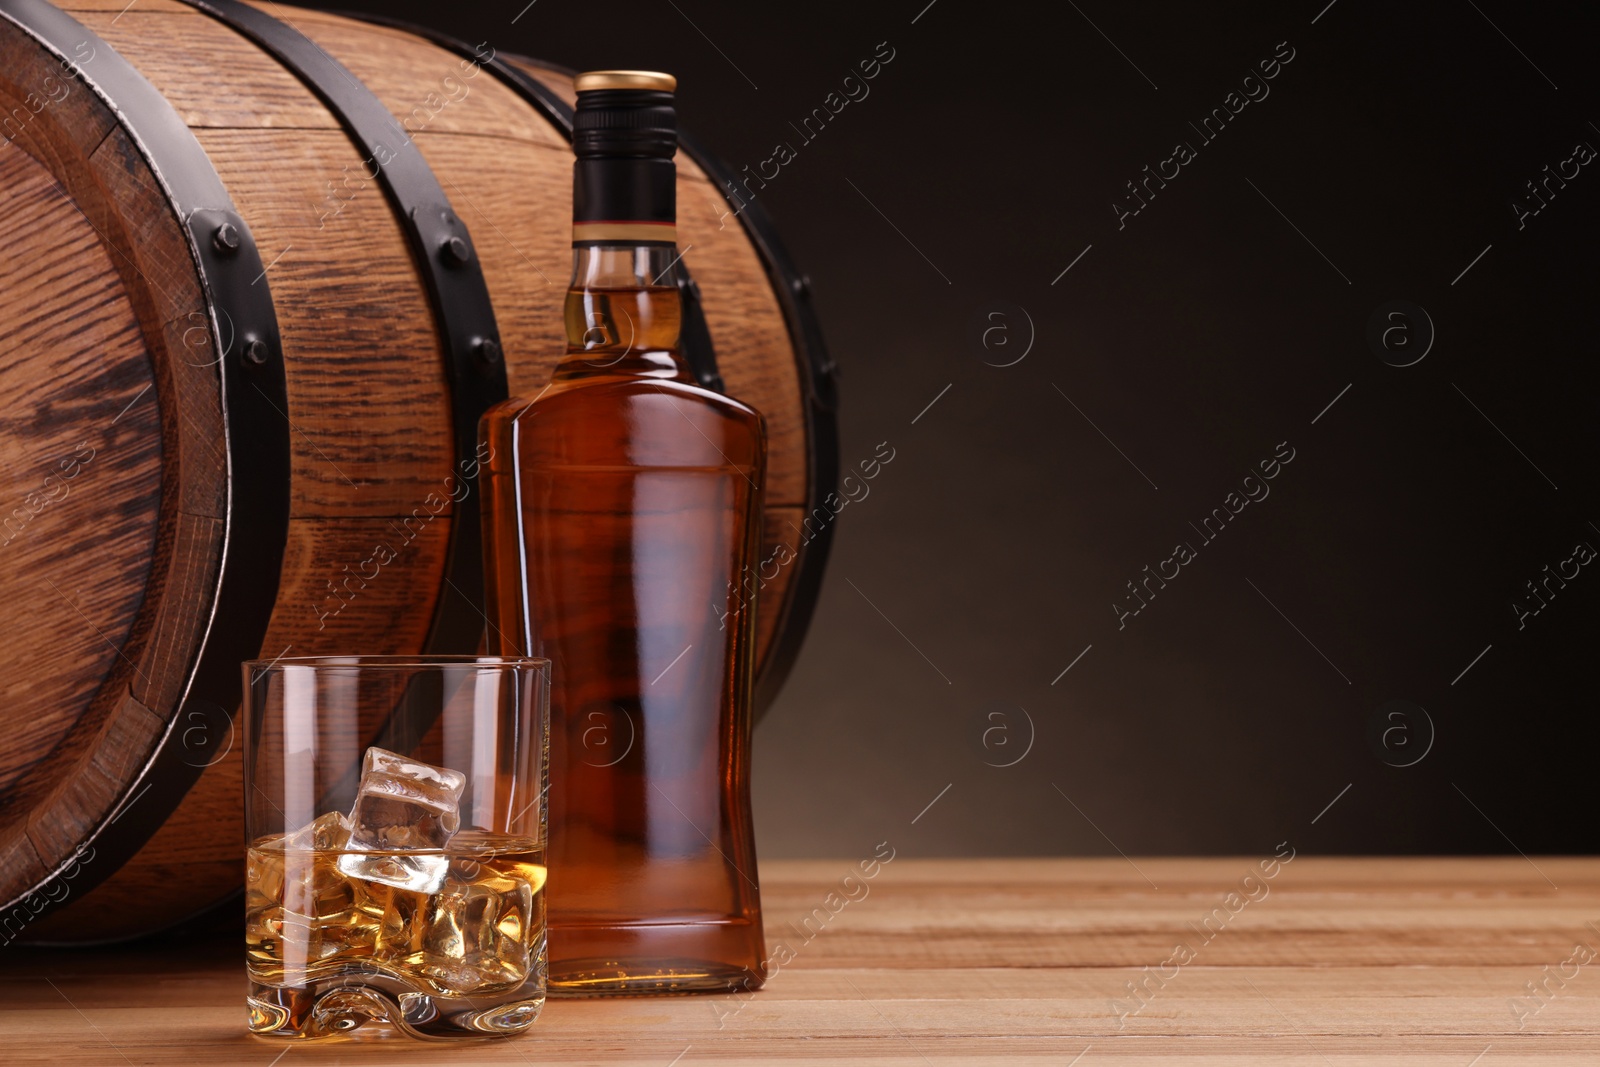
[243,655,549,1040]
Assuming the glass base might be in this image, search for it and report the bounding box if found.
[248,979,543,1041]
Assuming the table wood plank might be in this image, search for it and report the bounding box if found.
[2,858,1598,1063]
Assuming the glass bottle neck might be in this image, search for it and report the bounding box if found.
[557,244,689,381]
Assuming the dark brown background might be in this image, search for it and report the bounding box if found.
[317,0,1599,861]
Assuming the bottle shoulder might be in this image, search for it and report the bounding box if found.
[493,375,765,427]
[483,374,766,473]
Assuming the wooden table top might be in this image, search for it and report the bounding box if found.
[2,857,1598,1064]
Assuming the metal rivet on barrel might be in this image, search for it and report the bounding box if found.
[243,339,270,365]
[441,235,472,267]
[212,223,241,255]
[476,338,503,366]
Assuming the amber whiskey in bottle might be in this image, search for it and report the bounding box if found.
[479,71,767,996]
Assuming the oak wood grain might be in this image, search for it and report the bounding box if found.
[0,32,223,912]
[188,126,456,514]
[67,6,342,130]
[248,4,567,149]
[3,858,1597,1064]
[0,144,158,801]
[58,0,188,10]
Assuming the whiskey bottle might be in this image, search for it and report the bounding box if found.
[479,70,768,996]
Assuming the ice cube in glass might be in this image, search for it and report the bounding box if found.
[337,747,466,893]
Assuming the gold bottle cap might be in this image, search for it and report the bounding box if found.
[574,70,677,93]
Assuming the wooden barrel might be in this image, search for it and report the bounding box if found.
[0,0,836,943]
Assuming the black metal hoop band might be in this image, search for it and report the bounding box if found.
[177,0,509,661]
[0,0,291,935]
